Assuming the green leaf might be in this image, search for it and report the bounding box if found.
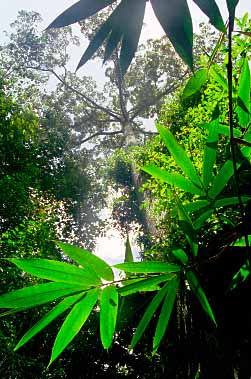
[153,277,179,352]
[0,282,88,309]
[237,56,250,127]
[194,209,214,230]
[229,260,250,290]
[171,249,189,265]
[14,292,84,351]
[8,258,101,286]
[177,200,198,257]
[119,0,146,75]
[114,262,181,274]
[130,281,171,349]
[233,235,251,247]
[156,124,203,188]
[202,117,219,188]
[210,64,228,90]
[182,69,208,98]
[183,200,210,214]
[143,165,205,196]
[58,242,114,282]
[192,0,226,32]
[226,0,239,21]
[100,285,118,349]
[186,271,217,325]
[49,288,99,366]
[118,274,173,296]
[47,0,114,29]
[209,159,236,199]
[214,196,251,208]
[124,235,134,263]
[151,0,193,69]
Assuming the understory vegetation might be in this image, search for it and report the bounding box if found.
[0,1,251,378]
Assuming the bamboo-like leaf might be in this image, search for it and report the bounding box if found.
[214,196,251,208]
[118,274,173,296]
[114,262,181,274]
[153,277,179,352]
[0,282,88,309]
[229,261,250,290]
[8,258,101,286]
[47,0,114,29]
[172,249,189,265]
[194,209,214,230]
[130,281,171,349]
[49,288,99,366]
[14,292,85,351]
[186,271,217,325]
[226,0,239,22]
[237,56,250,128]
[100,285,118,349]
[151,0,193,69]
[208,160,236,199]
[124,235,134,263]
[177,200,198,257]
[104,29,123,63]
[156,124,203,188]
[119,0,146,75]
[210,64,228,90]
[192,0,225,32]
[143,165,205,196]
[202,117,219,188]
[58,242,114,281]
[183,200,210,214]
[182,69,208,99]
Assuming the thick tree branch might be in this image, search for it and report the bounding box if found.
[25,65,122,122]
[78,129,123,145]
[129,71,189,121]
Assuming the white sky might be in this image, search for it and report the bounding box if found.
[0,0,250,264]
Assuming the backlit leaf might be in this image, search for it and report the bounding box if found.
[172,249,189,265]
[237,56,250,128]
[100,285,118,349]
[118,274,173,296]
[156,124,203,188]
[214,196,251,208]
[0,282,88,309]
[14,292,85,351]
[186,271,217,325]
[8,258,101,286]
[58,242,114,281]
[192,0,225,32]
[194,209,214,230]
[130,281,171,349]
[183,69,208,98]
[202,117,219,188]
[49,288,99,366]
[114,262,181,274]
[47,0,114,29]
[151,0,193,69]
[208,160,236,199]
[143,165,205,196]
[153,277,179,352]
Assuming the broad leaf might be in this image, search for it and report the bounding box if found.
[47,0,114,29]
[49,288,99,366]
[226,0,239,22]
[14,292,84,351]
[0,282,88,309]
[100,285,118,349]
[210,64,228,90]
[183,69,208,99]
[151,0,193,69]
[177,200,198,257]
[214,196,251,208]
[194,209,214,230]
[192,0,225,32]
[118,274,173,296]
[157,124,203,188]
[153,277,179,352]
[186,271,217,325]
[202,117,219,188]
[8,258,101,286]
[237,56,250,128]
[171,249,189,265]
[143,165,205,196]
[114,262,181,274]
[183,200,210,214]
[130,281,171,349]
[58,242,114,281]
